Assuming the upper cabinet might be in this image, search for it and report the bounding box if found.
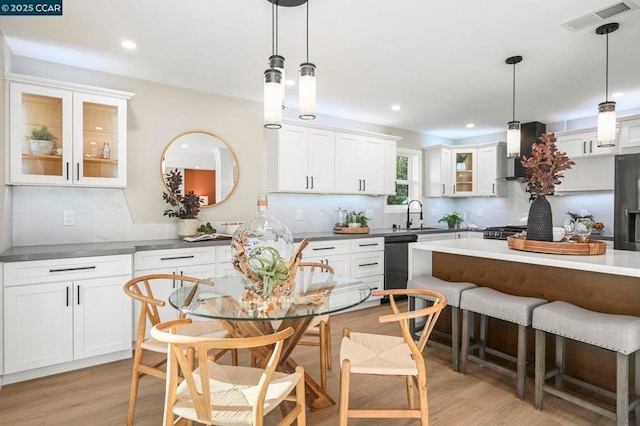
[267,123,399,195]
[620,117,640,150]
[554,128,618,158]
[424,142,506,198]
[267,124,335,193]
[7,74,135,188]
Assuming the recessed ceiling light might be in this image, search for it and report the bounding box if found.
[285,79,296,86]
[391,105,401,111]
[181,144,188,148]
[466,123,475,128]
[612,92,624,98]
[121,40,137,50]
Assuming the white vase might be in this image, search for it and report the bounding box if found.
[178,219,199,237]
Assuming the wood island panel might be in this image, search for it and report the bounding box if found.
[432,252,640,398]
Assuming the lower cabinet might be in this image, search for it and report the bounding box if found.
[3,255,132,376]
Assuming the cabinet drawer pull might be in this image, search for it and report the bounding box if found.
[358,243,379,247]
[77,284,80,305]
[76,163,80,181]
[66,286,70,307]
[359,262,379,267]
[589,140,593,153]
[583,141,587,154]
[363,179,366,191]
[310,176,314,189]
[492,183,495,194]
[358,179,362,191]
[453,185,456,194]
[306,176,309,189]
[312,247,335,251]
[66,162,70,181]
[49,266,96,273]
[160,255,195,261]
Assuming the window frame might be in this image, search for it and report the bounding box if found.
[385,148,422,212]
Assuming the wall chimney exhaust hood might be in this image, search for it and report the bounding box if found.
[504,121,546,180]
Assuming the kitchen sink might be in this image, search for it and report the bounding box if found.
[391,227,445,231]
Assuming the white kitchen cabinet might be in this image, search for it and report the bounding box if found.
[7,74,134,187]
[555,129,618,158]
[215,245,236,277]
[133,247,217,331]
[417,233,454,242]
[301,240,350,276]
[350,238,384,302]
[3,255,132,377]
[424,146,452,197]
[477,144,507,197]
[556,156,614,192]
[620,117,640,150]
[335,133,388,194]
[267,124,335,193]
[384,139,397,195]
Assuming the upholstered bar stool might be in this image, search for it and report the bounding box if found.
[533,301,640,426]
[408,275,476,371]
[460,286,547,400]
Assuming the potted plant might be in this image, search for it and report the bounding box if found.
[162,169,201,236]
[346,211,368,228]
[438,212,464,229]
[521,133,574,241]
[27,126,58,155]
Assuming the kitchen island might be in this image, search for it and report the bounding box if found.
[409,238,640,400]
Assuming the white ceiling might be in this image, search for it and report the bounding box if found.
[1,0,639,139]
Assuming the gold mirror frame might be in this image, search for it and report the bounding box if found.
[160,131,239,207]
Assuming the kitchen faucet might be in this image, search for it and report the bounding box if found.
[406,199,423,229]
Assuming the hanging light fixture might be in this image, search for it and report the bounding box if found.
[505,55,523,158]
[298,0,316,120]
[268,2,285,111]
[264,2,283,129]
[595,22,619,147]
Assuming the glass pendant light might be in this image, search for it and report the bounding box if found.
[596,22,619,147]
[506,55,523,158]
[264,2,283,129]
[268,3,285,110]
[298,0,316,120]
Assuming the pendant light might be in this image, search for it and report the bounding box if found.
[298,0,316,120]
[268,2,285,110]
[596,22,619,147]
[505,55,523,158]
[264,2,283,129]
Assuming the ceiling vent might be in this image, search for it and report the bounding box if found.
[561,1,638,32]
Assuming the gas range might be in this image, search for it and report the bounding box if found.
[483,225,527,240]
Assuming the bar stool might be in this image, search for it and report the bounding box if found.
[533,301,640,426]
[408,275,476,371]
[460,286,547,400]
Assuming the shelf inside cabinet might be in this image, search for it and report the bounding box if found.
[83,157,118,165]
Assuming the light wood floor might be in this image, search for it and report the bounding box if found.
[0,302,614,425]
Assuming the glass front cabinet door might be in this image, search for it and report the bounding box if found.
[8,75,134,187]
[452,148,477,196]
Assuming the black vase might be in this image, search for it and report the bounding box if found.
[527,195,553,241]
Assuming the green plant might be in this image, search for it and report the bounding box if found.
[521,133,575,196]
[28,126,58,141]
[247,247,290,298]
[438,212,464,228]
[346,211,368,227]
[566,211,594,221]
[197,222,216,234]
[162,169,201,219]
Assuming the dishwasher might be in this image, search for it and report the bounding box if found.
[384,233,418,300]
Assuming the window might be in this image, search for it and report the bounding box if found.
[386,148,422,210]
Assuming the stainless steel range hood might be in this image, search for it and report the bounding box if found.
[504,121,546,180]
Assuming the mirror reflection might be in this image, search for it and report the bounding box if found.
[161,131,239,207]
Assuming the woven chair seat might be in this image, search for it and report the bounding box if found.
[173,360,301,424]
[141,321,229,353]
[340,331,417,376]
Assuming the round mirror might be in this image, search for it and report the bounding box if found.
[161,131,239,207]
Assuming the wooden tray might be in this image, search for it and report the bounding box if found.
[506,235,606,255]
[333,226,370,234]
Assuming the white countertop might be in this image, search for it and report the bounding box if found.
[412,239,640,278]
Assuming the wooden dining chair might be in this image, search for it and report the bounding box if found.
[339,289,447,426]
[123,273,237,426]
[151,318,306,426]
[295,262,335,391]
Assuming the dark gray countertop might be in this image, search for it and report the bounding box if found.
[0,227,473,263]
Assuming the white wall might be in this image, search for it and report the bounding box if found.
[0,34,11,251]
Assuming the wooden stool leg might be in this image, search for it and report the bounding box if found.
[479,314,487,360]
[127,347,144,426]
[320,321,327,391]
[516,324,527,401]
[535,329,546,410]
[555,335,565,390]
[339,359,351,426]
[452,306,460,372]
[617,352,630,426]
[327,318,333,371]
[460,309,470,374]
[406,375,415,409]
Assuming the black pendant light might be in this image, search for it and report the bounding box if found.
[264,1,283,129]
[506,55,523,158]
[298,0,316,120]
[595,22,619,147]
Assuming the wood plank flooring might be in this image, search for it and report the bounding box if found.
[0,302,614,425]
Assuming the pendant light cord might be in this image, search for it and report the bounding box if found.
[605,32,609,101]
[275,2,279,55]
[512,62,516,122]
[306,0,310,62]
[271,2,275,57]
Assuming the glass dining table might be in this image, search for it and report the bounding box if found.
[168,274,372,410]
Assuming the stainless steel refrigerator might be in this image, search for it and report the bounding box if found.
[614,153,640,251]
